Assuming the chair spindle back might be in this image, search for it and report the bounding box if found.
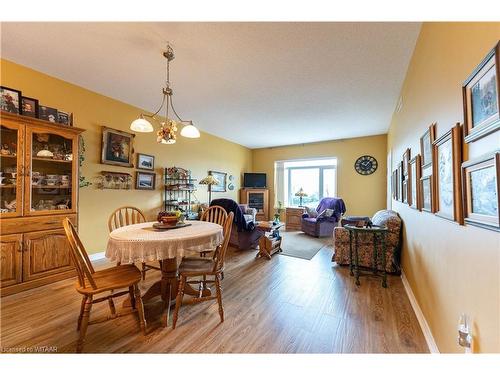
[200,205,227,227]
[108,206,146,232]
[63,218,97,290]
[213,212,234,273]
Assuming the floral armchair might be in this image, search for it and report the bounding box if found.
[332,209,402,273]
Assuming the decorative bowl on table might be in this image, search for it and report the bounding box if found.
[157,211,179,225]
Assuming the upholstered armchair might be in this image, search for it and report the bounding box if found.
[301,197,346,237]
[210,198,264,250]
[332,209,402,273]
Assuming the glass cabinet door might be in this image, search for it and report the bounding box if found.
[0,121,23,218]
[25,127,77,215]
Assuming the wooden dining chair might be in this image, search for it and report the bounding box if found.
[63,218,147,353]
[172,212,234,329]
[199,205,228,258]
[108,206,159,280]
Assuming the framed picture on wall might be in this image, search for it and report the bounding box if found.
[397,162,403,202]
[101,126,135,167]
[409,155,421,210]
[420,123,436,169]
[136,171,156,190]
[209,171,227,192]
[463,41,500,143]
[402,148,411,176]
[137,153,155,170]
[462,152,499,230]
[432,124,463,223]
[420,175,434,212]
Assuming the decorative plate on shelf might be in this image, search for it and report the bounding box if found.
[152,222,192,230]
[354,155,378,175]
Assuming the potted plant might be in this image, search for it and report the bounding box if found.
[273,201,284,224]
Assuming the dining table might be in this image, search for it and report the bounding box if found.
[105,220,223,326]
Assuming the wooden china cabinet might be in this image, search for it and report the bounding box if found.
[0,111,84,296]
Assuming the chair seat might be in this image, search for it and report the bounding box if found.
[179,257,216,274]
[76,264,142,294]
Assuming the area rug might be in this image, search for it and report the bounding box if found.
[279,231,331,260]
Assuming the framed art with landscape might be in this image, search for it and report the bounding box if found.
[463,41,500,143]
[136,171,156,190]
[432,124,463,223]
[462,152,499,230]
[208,171,227,192]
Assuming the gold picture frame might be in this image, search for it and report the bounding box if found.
[101,126,135,167]
[432,124,463,224]
[463,41,500,143]
[462,151,499,231]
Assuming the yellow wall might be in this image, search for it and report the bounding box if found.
[252,135,387,218]
[1,59,252,254]
[388,23,500,353]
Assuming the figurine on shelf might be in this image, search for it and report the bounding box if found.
[4,199,16,212]
[1,144,11,155]
[55,198,70,210]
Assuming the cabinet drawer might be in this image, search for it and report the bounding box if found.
[0,214,77,235]
[0,233,23,287]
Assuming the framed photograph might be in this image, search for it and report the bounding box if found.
[463,42,500,143]
[402,148,411,176]
[420,123,436,168]
[136,171,156,190]
[21,96,39,118]
[420,175,434,212]
[392,170,397,200]
[137,153,155,170]
[409,155,422,210]
[433,124,463,223]
[397,163,403,202]
[101,126,135,167]
[57,111,72,126]
[0,86,21,114]
[39,105,58,123]
[209,170,227,192]
[462,152,499,231]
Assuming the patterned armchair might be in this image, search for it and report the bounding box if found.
[332,210,402,273]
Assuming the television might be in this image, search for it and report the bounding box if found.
[243,173,267,188]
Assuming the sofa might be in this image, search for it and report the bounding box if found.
[301,197,346,237]
[210,198,264,250]
[332,209,402,273]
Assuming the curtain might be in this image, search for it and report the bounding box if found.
[274,161,285,207]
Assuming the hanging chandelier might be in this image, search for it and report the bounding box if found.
[130,44,200,144]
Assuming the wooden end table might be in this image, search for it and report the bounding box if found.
[344,224,389,288]
[255,221,284,259]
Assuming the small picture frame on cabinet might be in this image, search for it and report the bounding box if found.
[58,111,72,126]
[21,96,39,118]
[0,86,21,114]
[463,41,500,143]
[39,105,58,123]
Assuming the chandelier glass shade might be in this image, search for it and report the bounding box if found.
[130,44,200,143]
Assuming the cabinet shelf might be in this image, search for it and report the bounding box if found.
[32,185,71,189]
[0,154,17,158]
[0,184,17,188]
[32,157,72,164]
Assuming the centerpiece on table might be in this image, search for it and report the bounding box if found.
[154,210,190,230]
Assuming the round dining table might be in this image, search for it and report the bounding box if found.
[106,220,223,326]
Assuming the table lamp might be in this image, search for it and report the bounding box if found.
[295,187,308,207]
[199,174,220,204]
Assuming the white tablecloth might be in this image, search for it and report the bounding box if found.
[105,220,223,264]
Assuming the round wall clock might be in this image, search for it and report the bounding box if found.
[354,155,378,175]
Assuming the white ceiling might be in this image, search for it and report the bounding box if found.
[1,22,421,148]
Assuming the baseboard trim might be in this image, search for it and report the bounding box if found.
[89,251,106,262]
[401,271,440,353]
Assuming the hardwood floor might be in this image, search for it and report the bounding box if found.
[0,241,428,353]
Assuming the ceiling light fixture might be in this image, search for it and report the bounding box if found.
[130,44,200,144]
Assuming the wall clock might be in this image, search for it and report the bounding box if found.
[355,155,378,175]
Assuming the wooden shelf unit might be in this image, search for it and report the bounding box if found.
[0,111,84,296]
